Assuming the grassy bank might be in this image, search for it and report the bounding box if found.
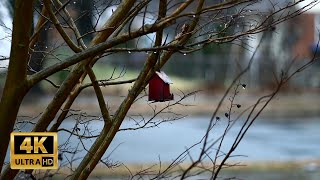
[20,91,320,119]
[38,160,320,179]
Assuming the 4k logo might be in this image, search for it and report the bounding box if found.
[10,132,58,169]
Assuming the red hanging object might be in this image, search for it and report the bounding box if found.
[148,71,174,102]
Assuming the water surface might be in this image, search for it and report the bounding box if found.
[56,116,320,164]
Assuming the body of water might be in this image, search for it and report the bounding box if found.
[5,116,320,166]
[54,116,320,164]
[4,116,320,179]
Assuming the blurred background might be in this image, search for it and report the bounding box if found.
[1,0,320,179]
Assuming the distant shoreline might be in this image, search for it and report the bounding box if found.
[19,92,320,120]
[52,159,320,179]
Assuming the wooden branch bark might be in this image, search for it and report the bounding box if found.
[70,0,197,179]
[111,0,151,38]
[27,15,177,86]
[29,0,138,135]
[55,0,87,49]
[29,0,70,43]
[43,0,82,52]
[29,6,47,49]
[85,66,112,123]
[0,0,35,177]
[2,0,140,178]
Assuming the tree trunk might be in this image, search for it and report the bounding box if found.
[0,0,34,174]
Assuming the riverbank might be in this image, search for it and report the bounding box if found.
[19,91,320,119]
[47,160,320,179]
